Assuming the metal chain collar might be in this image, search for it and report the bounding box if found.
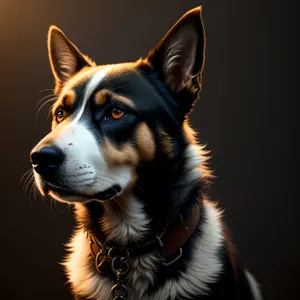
[90,235,130,300]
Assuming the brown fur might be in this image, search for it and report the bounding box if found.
[159,129,174,158]
[95,89,135,107]
[102,139,139,168]
[63,89,76,107]
[135,123,155,161]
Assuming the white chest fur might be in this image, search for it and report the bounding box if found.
[62,201,224,300]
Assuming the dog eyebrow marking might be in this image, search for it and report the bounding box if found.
[95,89,111,105]
[63,89,76,107]
[95,89,135,108]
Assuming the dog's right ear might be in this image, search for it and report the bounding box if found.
[47,26,95,93]
[147,7,205,95]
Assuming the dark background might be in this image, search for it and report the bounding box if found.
[0,0,297,299]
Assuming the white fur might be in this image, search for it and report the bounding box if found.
[63,196,155,299]
[73,67,111,123]
[171,144,204,205]
[62,228,112,299]
[63,199,224,300]
[47,121,132,203]
[245,270,263,300]
[100,196,150,244]
[147,201,223,300]
[183,144,203,182]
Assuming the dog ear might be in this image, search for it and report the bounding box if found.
[147,6,206,94]
[47,26,95,93]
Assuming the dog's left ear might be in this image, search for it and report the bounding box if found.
[147,6,206,94]
[47,26,95,93]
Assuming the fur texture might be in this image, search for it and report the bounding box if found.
[30,6,263,300]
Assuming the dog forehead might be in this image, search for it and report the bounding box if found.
[53,61,179,129]
[58,62,163,111]
[91,65,176,116]
[64,62,147,94]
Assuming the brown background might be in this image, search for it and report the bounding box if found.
[0,0,297,299]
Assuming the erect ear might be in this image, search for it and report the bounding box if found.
[47,26,95,92]
[147,7,206,93]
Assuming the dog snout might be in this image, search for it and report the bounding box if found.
[30,145,65,176]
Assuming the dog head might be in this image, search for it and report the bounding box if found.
[30,7,206,205]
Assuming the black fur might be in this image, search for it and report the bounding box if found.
[31,6,261,300]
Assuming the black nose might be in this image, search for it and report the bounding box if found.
[30,146,64,176]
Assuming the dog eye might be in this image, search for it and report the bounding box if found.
[111,108,125,119]
[105,107,125,120]
[55,109,65,123]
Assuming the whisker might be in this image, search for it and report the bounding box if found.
[36,97,56,120]
[40,193,48,204]
[134,183,143,192]
[29,181,35,206]
[57,202,71,214]
[24,177,35,195]
[22,172,34,191]
[36,93,56,108]
[21,170,34,192]
[32,182,43,205]
[20,169,33,185]
[47,102,56,119]
[37,88,55,96]
[50,195,54,212]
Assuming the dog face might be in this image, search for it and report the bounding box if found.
[30,7,206,204]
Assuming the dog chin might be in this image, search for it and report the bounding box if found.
[47,184,122,204]
[48,190,90,204]
[34,173,124,204]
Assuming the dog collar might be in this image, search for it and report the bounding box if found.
[88,200,202,271]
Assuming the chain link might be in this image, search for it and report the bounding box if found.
[110,248,129,299]
[90,237,130,300]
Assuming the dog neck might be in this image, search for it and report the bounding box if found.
[88,200,202,268]
[73,143,211,252]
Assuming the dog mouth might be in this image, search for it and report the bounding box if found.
[46,182,121,202]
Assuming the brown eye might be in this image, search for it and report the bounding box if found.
[55,109,65,123]
[110,107,125,120]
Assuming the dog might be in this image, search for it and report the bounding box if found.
[30,6,263,300]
